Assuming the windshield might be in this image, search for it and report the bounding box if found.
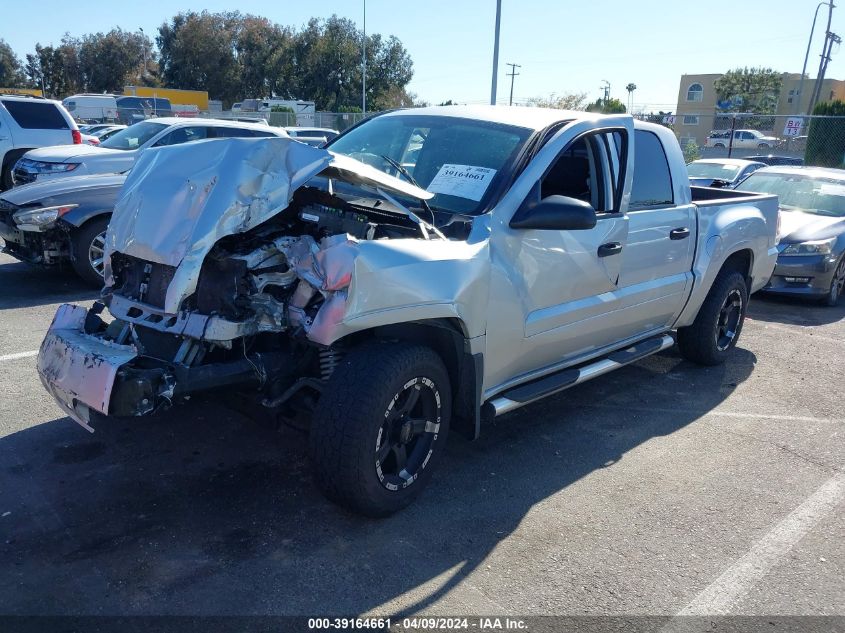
[100,121,167,150]
[735,172,845,217]
[687,162,741,180]
[327,114,532,214]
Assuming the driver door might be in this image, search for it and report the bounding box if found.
[485,119,634,392]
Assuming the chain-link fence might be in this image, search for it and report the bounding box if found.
[675,113,845,166]
[75,107,368,133]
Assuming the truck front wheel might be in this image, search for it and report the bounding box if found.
[677,270,748,366]
[309,342,451,517]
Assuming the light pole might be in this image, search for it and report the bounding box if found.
[797,1,833,114]
[490,0,502,105]
[362,0,366,114]
[139,27,148,77]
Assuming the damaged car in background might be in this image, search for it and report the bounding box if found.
[38,107,779,516]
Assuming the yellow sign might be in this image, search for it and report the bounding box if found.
[0,88,43,97]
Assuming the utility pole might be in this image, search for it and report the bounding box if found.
[811,31,841,113]
[139,27,148,77]
[506,63,521,106]
[600,80,610,108]
[362,0,367,115]
[490,0,502,105]
[796,2,832,114]
[809,1,836,114]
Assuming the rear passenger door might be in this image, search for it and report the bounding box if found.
[615,129,695,338]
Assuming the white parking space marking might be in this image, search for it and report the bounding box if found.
[0,350,38,362]
[585,403,842,425]
[677,472,845,615]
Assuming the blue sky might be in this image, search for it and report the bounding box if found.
[3,0,843,111]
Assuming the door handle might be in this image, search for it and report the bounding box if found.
[670,227,690,240]
[597,242,623,257]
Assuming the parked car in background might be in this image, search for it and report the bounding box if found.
[284,127,340,147]
[80,132,101,146]
[79,124,118,135]
[91,125,127,142]
[734,166,845,305]
[0,172,127,284]
[62,94,118,122]
[115,96,172,124]
[687,158,766,188]
[36,107,778,515]
[746,154,804,167]
[705,129,780,149]
[0,94,80,191]
[13,118,287,186]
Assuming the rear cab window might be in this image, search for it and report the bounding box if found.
[629,130,674,210]
[1,100,70,129]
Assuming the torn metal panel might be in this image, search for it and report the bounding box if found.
[37,304,139,429]
[105,137,432,314]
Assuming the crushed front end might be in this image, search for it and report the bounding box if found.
[36,136,468,431]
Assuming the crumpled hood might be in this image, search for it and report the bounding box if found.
[105,136,433,314]
[0,172,127,206]
[779,210,845,243]
[25,144,131,162]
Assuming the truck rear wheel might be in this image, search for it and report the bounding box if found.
[677,270,748,366]
[309,342,451,517]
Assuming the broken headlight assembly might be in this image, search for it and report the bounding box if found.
[13,204,78,231]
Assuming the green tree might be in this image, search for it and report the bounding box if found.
[586,97,626,113]
[526,92,588,110]
[805,100,845,167]
[157,11,243,104]
[714,67,782,114]
[78,29,152,93]
[683,139,701,163]
[0,39,25,87]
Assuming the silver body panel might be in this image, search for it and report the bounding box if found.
[39,108,779,420]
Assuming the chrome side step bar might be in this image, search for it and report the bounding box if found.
[487,334,675,417]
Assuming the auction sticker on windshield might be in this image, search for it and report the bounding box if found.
[427,164,497,201]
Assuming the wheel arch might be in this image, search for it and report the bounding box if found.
[334,318,483,440]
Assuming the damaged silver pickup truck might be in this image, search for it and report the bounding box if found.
[37,106,779,516]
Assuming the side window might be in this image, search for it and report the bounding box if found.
[540,132,620,213]
[2,101,70,129]
[214,126,255,138]
[154,126,209,147]
[629,130,674,210]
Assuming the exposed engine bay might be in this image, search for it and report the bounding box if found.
[37,138,481,429]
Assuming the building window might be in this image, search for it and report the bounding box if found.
[686,83,704,102]
[683,115,700,125]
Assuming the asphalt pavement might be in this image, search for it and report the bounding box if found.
[0,252,842,620]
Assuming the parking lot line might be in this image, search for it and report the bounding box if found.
[584,402,842,425]
[0,350,38,362]
[677,471,845,615]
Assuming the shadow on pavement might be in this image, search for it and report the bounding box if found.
[748,293,845,327]
[0,258,99,311]
[0,345,756,616]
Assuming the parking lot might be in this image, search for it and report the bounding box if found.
[0,249,842,618]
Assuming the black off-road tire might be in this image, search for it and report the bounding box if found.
[70,216,110,287]
[677,270,749,366]
[309,342,451,517]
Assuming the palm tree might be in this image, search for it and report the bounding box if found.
[626,83,637,114]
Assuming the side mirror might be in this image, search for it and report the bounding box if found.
[510,195,598,231]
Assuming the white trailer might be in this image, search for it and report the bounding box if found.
[62,95,118,122]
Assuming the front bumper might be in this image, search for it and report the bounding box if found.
[0,210,71,265]
[37,304,139,431]
[38,303,291,432]
[762,253,837,297]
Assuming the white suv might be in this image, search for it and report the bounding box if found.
[0,95,80,191]
[13,117,288,186]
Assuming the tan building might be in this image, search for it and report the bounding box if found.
[673,72,845,146]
